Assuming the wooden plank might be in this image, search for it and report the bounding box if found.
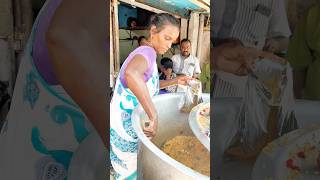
[13,0,22,35]
[188,12,199,56]
[10,0,33,51]
[0,0,14,37]
[201,30,210,64]
[180,18,188,41]
[196,14,204,60]
[110,4,115,88]
[199,0,210,6]
[0,40,11,83]
[0,0,15,94]
[188,0,210,12]
[0,38,16,96]
[20,0,33,49]
[112,0,120,73]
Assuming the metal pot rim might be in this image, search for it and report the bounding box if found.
[132,93,210,179]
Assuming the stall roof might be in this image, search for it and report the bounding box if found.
[122,0,210,18]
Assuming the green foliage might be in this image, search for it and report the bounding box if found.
[199,63,210,93]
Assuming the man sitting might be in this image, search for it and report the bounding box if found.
[171,39,201,79]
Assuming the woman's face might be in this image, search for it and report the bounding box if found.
[150,24,180,54]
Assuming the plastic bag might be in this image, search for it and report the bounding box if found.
[225,58,298,159]
[179,79,202,113]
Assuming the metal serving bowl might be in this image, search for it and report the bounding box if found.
[132,93,210,180]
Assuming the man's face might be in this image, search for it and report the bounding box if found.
[180,42,191,57]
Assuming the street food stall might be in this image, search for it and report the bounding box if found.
[110,0,210,179]
[110,0,210,91]
[112,1,320,180]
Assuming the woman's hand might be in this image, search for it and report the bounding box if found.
[160,75,193,89]
[176,75,193,85]
[258,50,287,64]
[143,115,158,140]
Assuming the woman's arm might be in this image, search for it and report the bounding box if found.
[160,76,192,89]
[46,0,107,145]
[159,79,178,89]
[124,55,158,138]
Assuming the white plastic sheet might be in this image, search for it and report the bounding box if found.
[225,58,298,155]
[179,79,202,113]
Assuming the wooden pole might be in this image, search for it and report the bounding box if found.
[0,0,14,123]
[20,0,33,48]
[188,0,210,12]
[112,0,120,73]
[110,4,115,88]
[196,14,204,60]
[180,18,188,41]
[0,0,15,95]
[0,0,14,38]
[13,0,22,38]
[188,12,199,56]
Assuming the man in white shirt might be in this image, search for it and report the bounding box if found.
[171,39,201,78]
[212,0,291,97]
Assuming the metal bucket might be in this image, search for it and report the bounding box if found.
[132,93,210,180]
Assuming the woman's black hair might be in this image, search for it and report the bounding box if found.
[148,13,180,32]
[138,36,146,45]
[160,57,173,69]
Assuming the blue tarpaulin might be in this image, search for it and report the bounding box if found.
[136,0,209,18]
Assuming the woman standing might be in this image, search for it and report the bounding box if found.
[110,13,189,179]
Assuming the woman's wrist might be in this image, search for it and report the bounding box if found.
[148,113,158,122]
[175,77,179,85]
